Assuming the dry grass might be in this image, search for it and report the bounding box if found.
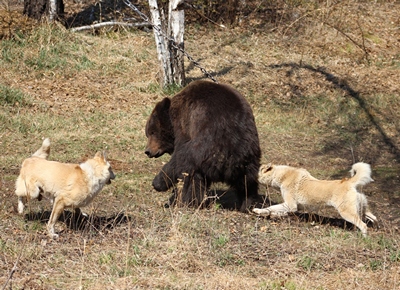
[1,0,400,289]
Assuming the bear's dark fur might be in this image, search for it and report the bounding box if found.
[145,80,261,211]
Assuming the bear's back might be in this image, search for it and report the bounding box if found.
[172,80,250,116]
[170,80,256,138]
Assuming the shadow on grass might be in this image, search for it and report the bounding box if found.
[165,187,267,211]
[255,210,376,233]
[293,212,375,231]
[24,210,131,234]
[267,62,400,162]
[184,60,234,85]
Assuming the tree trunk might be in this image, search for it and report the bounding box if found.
[168,0,185,86]
[23,0,64,21]
[148,0,185,87]
[49,0,57,21]
[148,0,172,86]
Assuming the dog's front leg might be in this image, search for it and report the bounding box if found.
[47,198,65,239]
[253,198,298,217]
[253,207,272,215]
[265,203,293,217]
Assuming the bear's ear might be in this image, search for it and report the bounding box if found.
[156,98,171,113]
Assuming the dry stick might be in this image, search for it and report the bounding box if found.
[356,19,370,63]
[78,238,87,290]
[187,3,226,28]
[283,8,323,36]
[2,236,28,290]
[124,212,131,280]
[71,21,151,32]
[323,21,370,62]
[350,145,355,164]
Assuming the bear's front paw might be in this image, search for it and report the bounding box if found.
[152,174,171,192]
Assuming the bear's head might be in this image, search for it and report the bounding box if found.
[145,98,175,158]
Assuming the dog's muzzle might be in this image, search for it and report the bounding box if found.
[107,170,116,184]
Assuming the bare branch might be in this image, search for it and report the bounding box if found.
[2,236,27,290]
[70,21,151,32]
[323,21,370,62]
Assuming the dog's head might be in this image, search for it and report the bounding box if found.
[258,163,275,185]
[93,151,116,185]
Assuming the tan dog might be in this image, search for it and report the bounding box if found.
[253,162,377,236]
[15,138,115,239]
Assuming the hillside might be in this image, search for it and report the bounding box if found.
[1,0,399,289]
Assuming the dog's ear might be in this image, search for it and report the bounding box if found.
[94,151,105,160]
[260,163,273,173]
[103,150,108,160]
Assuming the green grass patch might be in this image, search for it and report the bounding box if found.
[0,84,31,107]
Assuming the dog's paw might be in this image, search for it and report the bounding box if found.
[253,208,270,215]
[50,233,59,240]
[47,227,59,240]
[270,211,289,217]
[253,208,261,214]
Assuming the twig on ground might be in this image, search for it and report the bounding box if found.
[2,236,27,290]
[323,21,370,62]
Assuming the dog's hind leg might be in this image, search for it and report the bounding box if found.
[365,211,377,223]
[16,178,42,214]
[338,207,368,237]
[47,197,65,239]
[15,177,28,214]
[17,197,27,214]
[358,193,377,224]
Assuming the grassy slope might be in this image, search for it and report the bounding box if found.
[1,1,400,289]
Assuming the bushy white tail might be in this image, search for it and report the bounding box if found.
[349,162,373,187]
[32,138,51,159]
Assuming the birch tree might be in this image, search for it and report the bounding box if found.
[49,0,57,21]
[148,0,185,87]
[168,0,185,86]
[23,0,63,21]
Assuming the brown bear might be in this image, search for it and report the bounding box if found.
[145,80,261,211]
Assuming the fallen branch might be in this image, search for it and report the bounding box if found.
[2,236,27,290]
[323,21,370,62]
[71,21,151,32]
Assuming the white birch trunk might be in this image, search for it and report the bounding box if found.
[148,0,185,87]
[49,0,57,21]
[168,0,185,86]
[148,0,172,86]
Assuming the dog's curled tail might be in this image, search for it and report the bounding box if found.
[349,162,373,186]
[32,138,51,159]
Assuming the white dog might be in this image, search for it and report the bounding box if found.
[253,162,377,236]
[15,138,115,239]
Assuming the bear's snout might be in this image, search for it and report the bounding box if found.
[145,148,163,158]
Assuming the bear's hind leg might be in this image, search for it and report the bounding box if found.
[233,178,259,212]
[178,172,208,207]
